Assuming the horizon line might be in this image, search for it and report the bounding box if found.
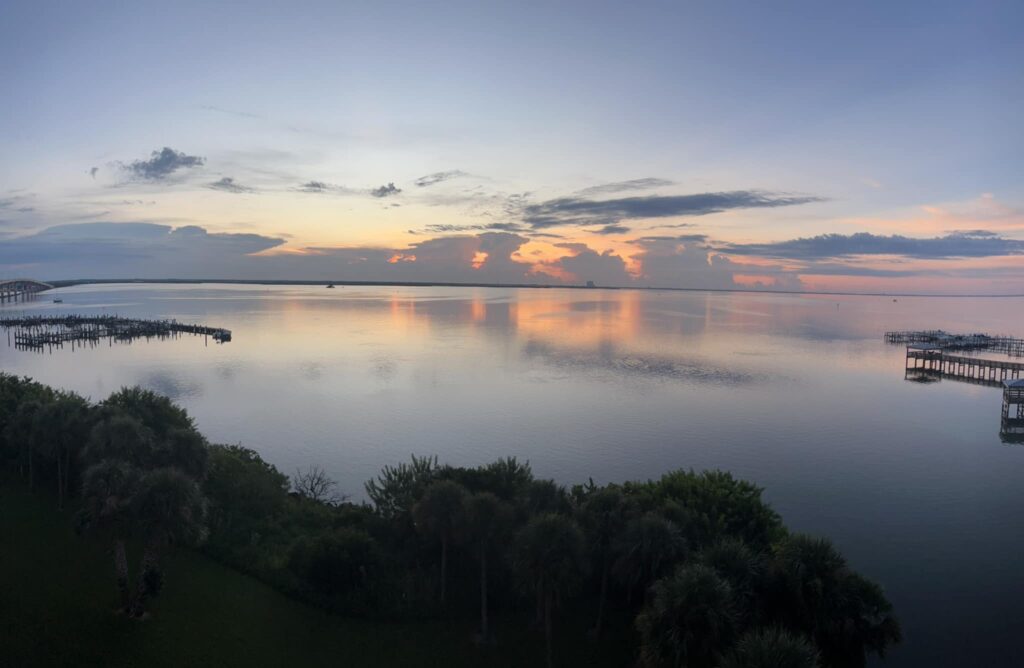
[39,277,1024,299]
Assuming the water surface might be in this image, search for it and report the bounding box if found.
[3,284,1023,666]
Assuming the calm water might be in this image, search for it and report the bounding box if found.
[3,284,1023,666]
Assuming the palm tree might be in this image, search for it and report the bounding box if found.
[412,479,467,604]
[635,563,737,668]
[718,627,819,668]
[699,537,765,625]
[579,486,629,637]
[771,533,901,667]
[5,399,42,489]
[78,459,141,611]
[83,413,156,469]
[128,468,208,617]
[159,426,209,479]
[613,512,686,605]
[514,513,587,668]
[461,491,513,641]
[34,393,92,509]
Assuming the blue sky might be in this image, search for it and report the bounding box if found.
[1,0,1022,292]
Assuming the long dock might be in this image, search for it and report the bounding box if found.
[890,330,1024,443]
[885,330,1024,357]
[905,346,1024,383]
[1,315,231,352]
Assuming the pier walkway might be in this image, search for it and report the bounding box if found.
[890,330,1024,443]
[885,330,1024,357]
[905,345,1024,383]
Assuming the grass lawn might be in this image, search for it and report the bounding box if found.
[0,479,630,667]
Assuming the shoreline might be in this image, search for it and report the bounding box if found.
[44,277,1024,299]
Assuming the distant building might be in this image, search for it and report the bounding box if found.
[585,280,596,288]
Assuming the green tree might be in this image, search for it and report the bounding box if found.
[645,470,784,550]
[203,444,289,549]
[4,399,43,489]
[128,468,208,617]
[613,512,686,605]
[77,459,141,611]
[365,454,440,519]
[287,527,380,609]
[699,537,765,625]
[34,392,92,509]
[771,534,901,668]
[515,513,587,668]
[83,414,156,469]
[412,479,467,604]
[102,386,194,438]
[718,627,819,668]
[522,479,572,517]
[636,564,737,668]
[579,486,630,637]
[461,491,513,641]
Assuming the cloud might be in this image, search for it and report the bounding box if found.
[546,243,632,286]
[720,231,1024,260]
[295,180,350,194]
[0,194,35,215]
[630,235,800,291]
[206,177,255,194]
[0,222,540,284]
[592,224,630,235]
[633,234,709,244]
[123,147,205,180]
[948,229,998,238]
[575,178,674,197]
[424,222,527,234]
[521,190,825,229]
[371,182,402,198]
[0,222,284,276]
[415,170,468,187]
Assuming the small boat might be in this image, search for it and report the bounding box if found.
[52,298,63,303]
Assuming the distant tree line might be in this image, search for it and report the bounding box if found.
[0,373,901,667]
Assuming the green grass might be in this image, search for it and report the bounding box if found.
[0,479,629,667]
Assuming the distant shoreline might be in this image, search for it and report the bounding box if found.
[44,277,1024,299]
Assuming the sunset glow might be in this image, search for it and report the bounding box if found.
[0,2,1020,294]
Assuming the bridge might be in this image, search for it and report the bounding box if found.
[0,279,53,303]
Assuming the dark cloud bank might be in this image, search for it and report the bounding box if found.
[3,223,1022,291]
[522,190,825,229]
[721,231,1024,260]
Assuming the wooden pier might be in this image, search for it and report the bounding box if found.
[1002,380,1024,443]
[886,330,1024,357]
[905,345,1024,383]
[1,315,231,352]
[892,330,1024,444]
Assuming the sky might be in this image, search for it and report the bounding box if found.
[1,0,1022,294]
